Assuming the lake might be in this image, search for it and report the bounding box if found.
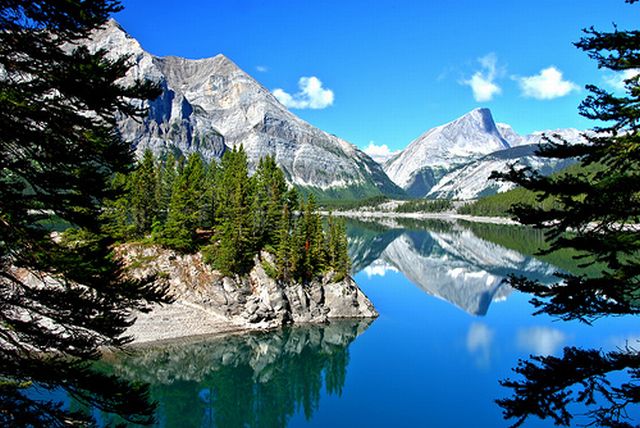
[104,218,639,427]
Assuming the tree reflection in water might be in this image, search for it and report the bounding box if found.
[101,320,371,427]
[493,1,640,425]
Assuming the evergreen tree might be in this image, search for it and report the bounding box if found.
[251,155,287,250]
[276,204,293,281]
[208,146,255,275]
[201,158,220,229]
[495,2,640,426]
[155,152,177,224]
[156,153,206,252]
[130,149,158,236]
[100,171,134,240]
[327,215,350,281]
[0,1,169,426]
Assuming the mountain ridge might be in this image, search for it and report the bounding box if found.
[383,108,588,199]
[90,20,404,199]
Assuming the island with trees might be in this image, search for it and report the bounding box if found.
[99,146,377,343]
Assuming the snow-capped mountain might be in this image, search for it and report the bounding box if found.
[88,20,402,198]
[383,108,510,197]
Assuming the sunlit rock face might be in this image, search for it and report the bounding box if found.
[384,108,510,197]
[86,20,402,198]
[117,245,377,344]
[427,144,576,200]
[383,108,588,198]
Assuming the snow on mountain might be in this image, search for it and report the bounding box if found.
[87,20,402,198]
[383,108,511,197]
[428,144,576,200]
[496,123,525,146]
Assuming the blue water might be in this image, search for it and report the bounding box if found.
[105,219,639,427]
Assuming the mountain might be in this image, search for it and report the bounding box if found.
[346,219,560,316]
[384,108,589,199]
[427,144,576,200]
[383,108,510,197]
[88,20,403,199]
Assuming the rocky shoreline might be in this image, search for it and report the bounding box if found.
[118,244,378,345]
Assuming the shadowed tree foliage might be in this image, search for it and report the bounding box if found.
[0,1,170,426]
[493,1,640,426]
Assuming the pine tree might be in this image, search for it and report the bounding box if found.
[251,155,287,250]
[495,2,640,426]
[156,153,206,252]
[130,149,158,236]
[276,204,293,281]
[0,1,169,426]
[208,146,255,275]
[155,152,178,224]
[201,158,220,229]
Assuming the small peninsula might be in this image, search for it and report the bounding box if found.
[100,147,377,344]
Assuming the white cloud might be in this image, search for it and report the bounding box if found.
[518,67,579,100]
[604,69,640,92]
[273,76,334,109]
[256,65,269,73]
[363,141,401,164]
[363,263,398,278]
[462,53,502,102]
[467,322,494,368]
[517,327,566,355]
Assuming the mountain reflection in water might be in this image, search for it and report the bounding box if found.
[347,218,560,316]
[101,320,372,428]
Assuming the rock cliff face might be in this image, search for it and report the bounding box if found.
[117,244,377,344]
[87,20,402,199]
[383,108,589,199]
[384,108,510,197]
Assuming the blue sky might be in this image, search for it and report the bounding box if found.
[115,0,637,155]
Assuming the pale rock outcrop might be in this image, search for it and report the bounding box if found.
[117,244,377,344]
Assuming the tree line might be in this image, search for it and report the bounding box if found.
[103,147,351,282]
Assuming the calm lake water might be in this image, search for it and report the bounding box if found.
[105,218,639,427]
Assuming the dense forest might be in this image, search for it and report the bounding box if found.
[102,147,351,282]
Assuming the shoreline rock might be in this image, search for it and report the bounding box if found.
[118,244,378,345]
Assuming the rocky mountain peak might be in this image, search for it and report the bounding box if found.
[383,108,512,196]
[85,20,403,199]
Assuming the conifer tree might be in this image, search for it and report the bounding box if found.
[0,1,169,425]
[495,2,640,426]
[156,153,206,252]
[276,204,293,281]
[201,159,220,229]
[101,171,134,240]
[130,149,158,236]
[209,146,255,274]
[251,155,287,249]
[155,152,177,224]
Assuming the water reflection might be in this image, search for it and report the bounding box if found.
[103,320,372,427]
[347,219,561,316]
